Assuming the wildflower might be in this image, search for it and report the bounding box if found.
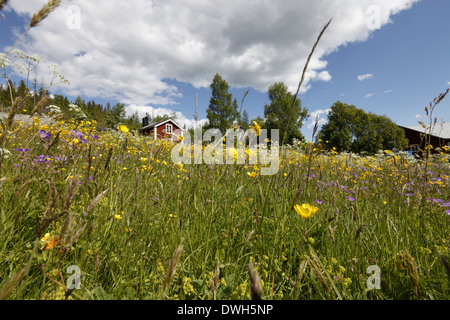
[247,171,258,178]
[249,121,261,136]
[294,203,319,219]
[346,196,356,202]
[308,237,315,244]
[315,199,325,204]
[42,236,59,250]
[34,155,50,163]
[14,148,32,153]
[119,125,129,133]
[71,131,88,143]
[114,214,122,220]
[90,134,100,140]
[39,129,51,140]
[0,148,11,159]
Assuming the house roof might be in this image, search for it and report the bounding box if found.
[400,122,450,139]
[138,119,183,132]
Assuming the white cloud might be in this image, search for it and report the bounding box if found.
[365,93,375,98]
[415,114,422,119]
[307,108,331,129]
[357,73,374,81]
[383,89,393,93]
[5,0,419,106]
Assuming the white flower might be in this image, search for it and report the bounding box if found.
[47,105,62,115]
[0,148,11,159]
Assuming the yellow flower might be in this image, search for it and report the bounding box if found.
[293,203,319,219]
[119,125,129,133]
[247,171,259,178]
[249,121,261,136]
[308,237,315,244]
[114,214,123,220]
[42,236,59,250]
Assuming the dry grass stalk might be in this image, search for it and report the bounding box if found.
[29,0,61,28]
[0,177,6,189]
[328,225,336,244]
[307,255,330,292]
[0,268,26,300]
[244,229,254,244]
[86,189,109,214]
[162,243,183,299]
[212,259,220,298]
[258,183,264,205]
[64,175,79,211]
[29,93,48,117]
[282,18,332,146]
[355,224,365,241]
[399,248,419,297]
[249,259,262,300]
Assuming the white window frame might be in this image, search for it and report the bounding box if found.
[166,123,173,134]
[411,144,419,153]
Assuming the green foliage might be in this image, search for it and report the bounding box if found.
[106,102,126,129]
[264,82,308,145]
[206,73,239,134]
[145,111,177,125]
[319,101,409,154]
[240,110,250,130]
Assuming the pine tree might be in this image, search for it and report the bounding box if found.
[206,73,238,134]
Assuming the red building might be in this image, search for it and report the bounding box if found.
[138,117,184,142]
[398,122,450,155]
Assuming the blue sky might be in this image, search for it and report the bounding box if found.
[1,0,449,141]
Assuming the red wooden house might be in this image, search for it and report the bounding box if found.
[138,117,184,142]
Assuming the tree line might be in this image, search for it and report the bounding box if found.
[1,76,409,155]
[205,73,408,154]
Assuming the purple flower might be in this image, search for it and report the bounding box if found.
[446,210,450,215]
[315,199,325,204]
[71,131,88,143]
[33,155,50,163]
[346,196,356,202]
[14,148,32,153]
[90,134,100,140]
[39,130,51,140]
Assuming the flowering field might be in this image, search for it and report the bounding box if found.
[0,117,448,300]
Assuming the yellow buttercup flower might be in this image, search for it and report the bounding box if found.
[294,203,319,219]
[114,214,123,220]
[247,171,259,178]
[119,125,129,133]
[249,121,261,136]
